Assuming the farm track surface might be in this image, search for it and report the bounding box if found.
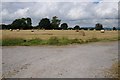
[2,41,118,78]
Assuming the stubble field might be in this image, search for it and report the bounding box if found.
[2,30,118,40]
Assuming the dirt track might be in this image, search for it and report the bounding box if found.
[2,41,118,78]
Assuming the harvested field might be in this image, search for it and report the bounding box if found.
[2,30,118,40]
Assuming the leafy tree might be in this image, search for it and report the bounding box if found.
[51,16,61,29]
[1,24,12,29]
[95,23,103,30]
[1,24,6,29]
[11,19,25,29]
[74,25,80,30]
[11,18,32,29]
[113,27,117,30]
[26,17,32,28]
[60,23,68,30]
[21,18,32,29]
[38,18,51,29]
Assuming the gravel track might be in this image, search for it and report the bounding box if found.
[2,41,118,78]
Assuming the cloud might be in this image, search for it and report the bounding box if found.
[14,8,29,17]
[2,0,119,2]
[94,2,118,18]
[1,2,118,28]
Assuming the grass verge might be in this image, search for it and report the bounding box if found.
[1,36,119,46]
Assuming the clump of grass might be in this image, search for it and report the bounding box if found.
[87,38,99,42]
[59,37,71,45]
[47,37,59,45]
[71,38,83,44]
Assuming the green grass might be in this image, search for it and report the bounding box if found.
[59,37,71,45]
[47,37,60,45]
[2,38,24,46]
[0,40,2,46]
[2,36,119,46]
[21,39,44,46]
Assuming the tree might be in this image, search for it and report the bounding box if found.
[74,25,80,30]
[11,18,33,29]
[95,23,103,30]
[21,18,32,29]
[38,18,51,29]
[113,27,117,30]
[51,16,61,29]
[60,23,68,30]
[1,24,6,29]
[11,19,25,29]
[26,17,32,28]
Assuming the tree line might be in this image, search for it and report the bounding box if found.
[1,16,117,30]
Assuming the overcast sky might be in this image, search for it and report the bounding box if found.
[1,0,119,28]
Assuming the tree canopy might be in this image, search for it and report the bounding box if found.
[1,16,109,31]
[60,23,68,30]
[38,18,51,29]
[11,17,32,29]
[95,23,103,30]
[113,27,117,30]
[51,16,61,29]
[74,25,80,30]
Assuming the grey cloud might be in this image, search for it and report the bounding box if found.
[2,0,119,2]
[1,2,118,27]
